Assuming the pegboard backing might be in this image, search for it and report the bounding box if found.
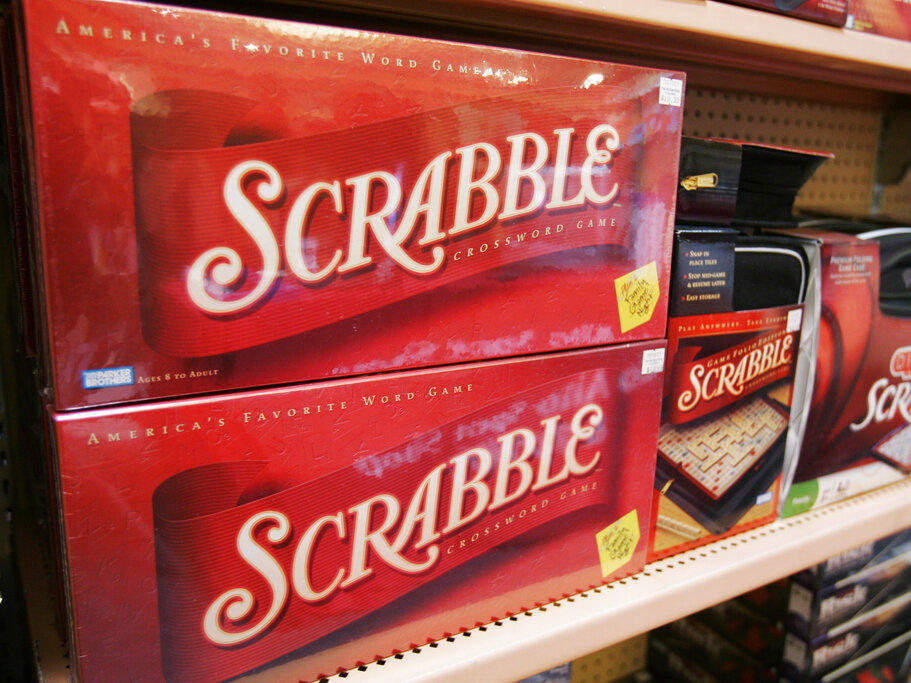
[682,88,882,218]
[570,635,646,683]
[879,167,911,222]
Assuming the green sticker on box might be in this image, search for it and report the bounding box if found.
[782,480,819,517]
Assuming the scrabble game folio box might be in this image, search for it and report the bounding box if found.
[647,228,807,560]
[46,341,665,681]
[779,227,911,516]
[15,0,683,411]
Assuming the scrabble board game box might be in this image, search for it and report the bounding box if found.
[717,0,848,26]
[649,230,806,560]
[16,0,683,410]
[847,0,911,41]
[48,341,665,681]
[780,228,911,516]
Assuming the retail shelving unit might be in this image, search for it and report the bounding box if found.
[21,479,911,681]
[13,1,911,681]
[305,0,911,93]
[327,479,911,682]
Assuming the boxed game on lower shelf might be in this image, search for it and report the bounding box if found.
[48,341,665,681]
[788,529,911,642]
[16,0,683,411]
[782,590,911,681]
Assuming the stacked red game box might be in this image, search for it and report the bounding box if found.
[16,0,683,411]
[50,342,666,681]
[13,0,685,678]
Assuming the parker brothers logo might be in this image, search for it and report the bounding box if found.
[187,123,622,315]
[202,402,604,647]
[850,346,911,431]
[675,333,794,414]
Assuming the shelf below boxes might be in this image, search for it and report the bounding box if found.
[326,478,911,683]
[18,477,911,682]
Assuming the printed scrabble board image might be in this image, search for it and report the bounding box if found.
[649,231,807,560]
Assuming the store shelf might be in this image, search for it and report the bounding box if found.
[323,478,911,683]
[305,0,911,96]
[23,479,911,682]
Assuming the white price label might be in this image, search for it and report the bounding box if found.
[659,77,683,107]
[642,348,666,375]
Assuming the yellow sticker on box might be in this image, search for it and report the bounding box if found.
[614,261,660,333]
[595,509,640,578]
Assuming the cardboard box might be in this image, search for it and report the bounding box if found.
[820,629,911,683]
[740,578,792,620]
[847,0,911,41]
[792,528,911,590]
[780,229,911,515]
[648,635,722,683]
[657,616,777,682]
[719,0,848,26]
[49,341,664,681]
[788,531,911,642]
[648,230,805,560]
[782,589,911,680]
[17,0,683,410]
[698,598,786,668]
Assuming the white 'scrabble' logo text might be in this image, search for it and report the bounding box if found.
[676,335,793,413]
[851,346,911,431]
[203,402,603,647]
[188,124,622,314]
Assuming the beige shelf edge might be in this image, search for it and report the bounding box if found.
[24,478,911,682]
[513,0,911,71]
[327,477,911,683]
[323,0,911,93]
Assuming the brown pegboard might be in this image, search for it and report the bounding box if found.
[879,167,911,223]
[569,634,647,683]
[682,87,882,219]
[876,102,911,223]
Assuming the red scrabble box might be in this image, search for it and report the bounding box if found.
[16,0,683,410]
[847,0,911,41]
[49,341,666,681]
[649,231,806,560]
[780,228,911,515]
[717,0,848,27]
